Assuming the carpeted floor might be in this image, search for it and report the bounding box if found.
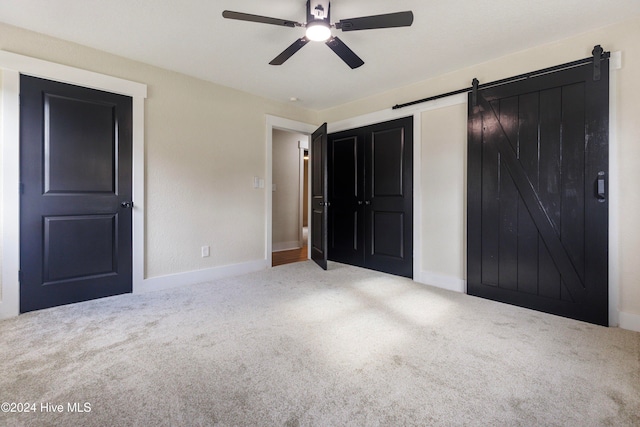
[1,261,639,426]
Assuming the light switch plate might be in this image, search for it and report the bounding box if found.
[201,245,210,257]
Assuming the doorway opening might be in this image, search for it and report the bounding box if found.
[271,129,310,267]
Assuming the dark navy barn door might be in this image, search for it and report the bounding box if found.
[467,60,609,325]
[20,75,133,313]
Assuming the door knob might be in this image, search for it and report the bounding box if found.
[121,201,134,208]
[365,200,371,205]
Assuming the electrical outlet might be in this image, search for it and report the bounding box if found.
[201,245,210,257]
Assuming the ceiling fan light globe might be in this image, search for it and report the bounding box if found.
[306,22,331,42]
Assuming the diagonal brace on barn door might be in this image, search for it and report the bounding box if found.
[475,95,586,303]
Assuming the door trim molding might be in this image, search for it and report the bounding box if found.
[0,50,147,319]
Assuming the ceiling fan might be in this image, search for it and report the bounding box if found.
[222,1,414,69]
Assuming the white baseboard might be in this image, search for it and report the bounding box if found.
[136,259,268,294]
[272,241,302,252]
[415,271,640,333]
[416,271,466,293]
[619,310,640,333]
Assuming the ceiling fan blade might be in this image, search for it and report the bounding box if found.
[222,10,302,28]
[326,37,364,69]
[336,11,414,31]
[270,37,310,65]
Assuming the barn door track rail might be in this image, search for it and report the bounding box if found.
[392,45,609,110]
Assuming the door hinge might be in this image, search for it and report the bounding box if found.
[19,183,25,195]
[18,270,23,282]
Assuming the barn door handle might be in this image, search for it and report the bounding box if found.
[596,172,606,202]
[121,201,134,208]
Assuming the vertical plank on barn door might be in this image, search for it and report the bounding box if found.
[537,87,563,300]
[497,96,519,291]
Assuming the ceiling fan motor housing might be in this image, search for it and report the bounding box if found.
[307,0,330,25]
[305,0,332,41]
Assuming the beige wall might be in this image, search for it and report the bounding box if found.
[272,129,305,250]
[320,16,640,319]
[0,22,317,285]
[420,104,467,281]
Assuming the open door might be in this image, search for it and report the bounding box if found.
[310,123,328,270]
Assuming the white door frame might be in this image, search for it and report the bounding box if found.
[0,51,147,319]
[298,143,309,248]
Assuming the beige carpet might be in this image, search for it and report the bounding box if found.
[1,261,638,426]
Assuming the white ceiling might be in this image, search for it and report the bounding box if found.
[1,0,638,110]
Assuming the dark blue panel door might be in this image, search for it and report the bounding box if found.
[328,116,413,278]
[311,123,328,270]
[467,61,609,325]
[20,75,133,313]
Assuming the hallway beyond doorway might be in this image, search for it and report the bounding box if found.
[272,246,308,267]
